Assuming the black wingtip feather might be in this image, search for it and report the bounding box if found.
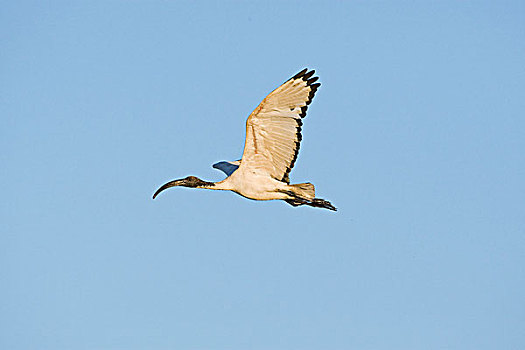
[292,68,308,80]
[303,70,315,80]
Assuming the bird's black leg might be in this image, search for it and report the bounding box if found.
[284,196,337,211]
[285,198,307,207]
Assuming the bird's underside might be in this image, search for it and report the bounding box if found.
[211,161,336,211]
[153,68,336,211]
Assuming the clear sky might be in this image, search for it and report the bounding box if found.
[2,1,524,349]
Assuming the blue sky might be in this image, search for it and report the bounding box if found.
[1,1,524,349]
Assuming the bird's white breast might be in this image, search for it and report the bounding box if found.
[222,169,290,201]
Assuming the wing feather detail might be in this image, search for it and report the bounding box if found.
[238,69,320,183]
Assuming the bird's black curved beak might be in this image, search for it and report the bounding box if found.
[152,179,185,199]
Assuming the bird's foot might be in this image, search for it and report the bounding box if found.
[308,198,337,211]
[285,197,337,211]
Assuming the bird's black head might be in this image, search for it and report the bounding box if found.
[181,176,214,188]
[152,176,215,199]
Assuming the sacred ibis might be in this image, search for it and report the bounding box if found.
[153,68,336,211]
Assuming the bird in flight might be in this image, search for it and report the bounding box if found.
[153,68,336,211]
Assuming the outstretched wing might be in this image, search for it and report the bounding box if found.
[212,160,240,176]
[238,68,320,183]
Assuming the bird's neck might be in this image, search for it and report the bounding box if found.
[202,179,233,191]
